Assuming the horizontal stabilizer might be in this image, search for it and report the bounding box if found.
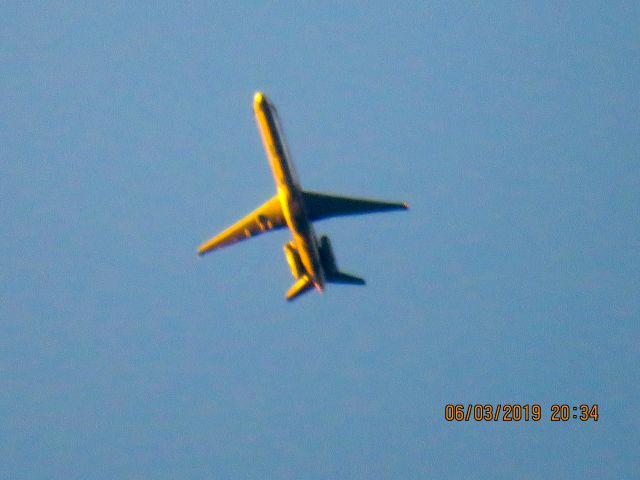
[317,235,366,286]
[285,275,314,301]
[326,271,366,285]
[302,191,408,222]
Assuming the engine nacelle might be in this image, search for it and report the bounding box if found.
[318,235,337,273]
[283,242,305,279]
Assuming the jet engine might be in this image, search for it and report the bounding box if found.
[283,242,305,279]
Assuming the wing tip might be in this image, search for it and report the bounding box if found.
[197,243,214,256]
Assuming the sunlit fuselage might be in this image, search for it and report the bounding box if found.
[253,92,325,291]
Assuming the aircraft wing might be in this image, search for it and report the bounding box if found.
[197,195,286,255]
[302,191,408,222]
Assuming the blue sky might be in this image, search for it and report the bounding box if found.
[1,2,638,478]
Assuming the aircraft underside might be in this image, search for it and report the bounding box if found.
[197,92,408,301]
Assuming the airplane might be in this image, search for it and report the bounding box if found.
[197,92,408,301]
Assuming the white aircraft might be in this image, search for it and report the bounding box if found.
[198,92,408,301]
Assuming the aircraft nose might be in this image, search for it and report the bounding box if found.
[253,91,265,109]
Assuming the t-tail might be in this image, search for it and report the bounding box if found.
[282,236,365,301]
[318,236,365,286]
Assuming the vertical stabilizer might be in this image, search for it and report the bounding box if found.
[318,235,366,286]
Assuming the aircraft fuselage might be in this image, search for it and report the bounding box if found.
[253,92,325,291]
